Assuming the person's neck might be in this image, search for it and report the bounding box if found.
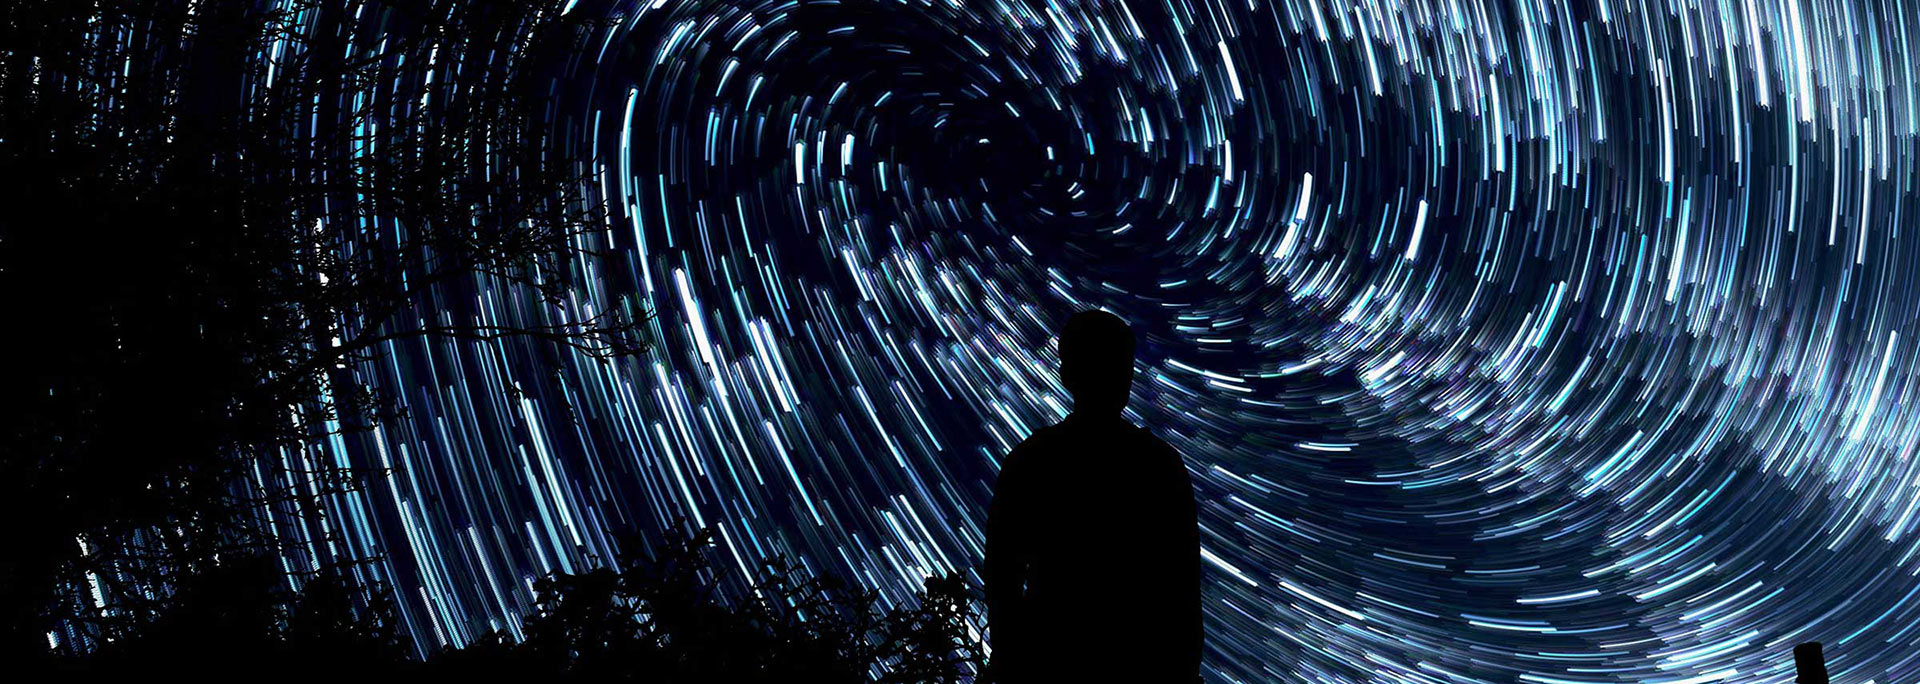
[1068,407,1127,422]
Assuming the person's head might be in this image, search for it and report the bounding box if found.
[1058,310,1135,416]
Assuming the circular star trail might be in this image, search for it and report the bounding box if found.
[231,0,1920,681]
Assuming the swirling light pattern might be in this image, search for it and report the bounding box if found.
[238,0,1920,681]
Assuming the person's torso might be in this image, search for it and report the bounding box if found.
[1015,418,1190,645]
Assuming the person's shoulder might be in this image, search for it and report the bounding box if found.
[1004,422,1069,467]
[1126,422,1178,452]
[1012,423,1060,449]
[1021,421,1077,449]
[1129,424,1188,471]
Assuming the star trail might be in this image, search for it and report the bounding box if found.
[138,0,1920,681]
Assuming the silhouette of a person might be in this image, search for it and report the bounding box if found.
[984,310,1203,683]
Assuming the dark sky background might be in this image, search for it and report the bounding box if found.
[96,0,1920,681]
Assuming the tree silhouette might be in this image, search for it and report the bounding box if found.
[1,0,642,663]
[50,556,411,680]
[2,5,987,679]
[429,525,986,683]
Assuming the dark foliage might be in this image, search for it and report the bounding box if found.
[430,526,984,682]
[0,0,642,664]
[1,2,984,680]
[42,557,412,681]
[32,527,983,683]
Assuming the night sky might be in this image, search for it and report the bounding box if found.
[155,0,1920,681]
